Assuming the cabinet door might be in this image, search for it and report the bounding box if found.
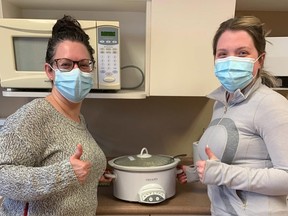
[148,0,236,96]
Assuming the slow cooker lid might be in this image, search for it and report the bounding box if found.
[113,148,174,167]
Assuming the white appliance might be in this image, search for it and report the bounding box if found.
[0,18,121,90]
[265,37,288,87]
[106,148,180,204]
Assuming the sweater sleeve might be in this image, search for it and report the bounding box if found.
[203,160,288,195]
[203,92,288,196]
[0,132,78,201]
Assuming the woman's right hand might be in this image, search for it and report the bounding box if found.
[177,164,200,183]
[70,144,92,184]
[196,145,218,183]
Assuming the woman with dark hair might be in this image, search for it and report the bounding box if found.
[178,16,288,215]
[0,15,106,215]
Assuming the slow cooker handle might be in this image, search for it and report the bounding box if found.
[173,153,187,159]
[104,173,117,179]
[167,153,187,164]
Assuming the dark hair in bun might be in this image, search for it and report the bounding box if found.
[45,15,95,65]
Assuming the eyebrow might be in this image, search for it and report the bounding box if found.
[216,46,252,53]
[236,46,251,51]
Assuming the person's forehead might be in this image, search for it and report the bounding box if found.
[217,30,255,50]
[54,41,90,59]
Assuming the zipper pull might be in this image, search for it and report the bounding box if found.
[224,106,228,114]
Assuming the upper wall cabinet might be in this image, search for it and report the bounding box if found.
[148,0,236,96]
[0,0,235,98]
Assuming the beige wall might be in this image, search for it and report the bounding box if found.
[235,11,288,36]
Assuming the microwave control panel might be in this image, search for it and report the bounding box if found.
[97,22,121,90]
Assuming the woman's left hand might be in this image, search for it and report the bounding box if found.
[196,145,218,183]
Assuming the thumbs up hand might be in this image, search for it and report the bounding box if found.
[196,145,218,183]
[70,144,92,184]
[205,145,218,161]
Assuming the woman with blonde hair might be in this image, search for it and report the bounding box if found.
[178,16,288,215]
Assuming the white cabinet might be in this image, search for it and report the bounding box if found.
[0,0,236,98]
[147,0,236,96]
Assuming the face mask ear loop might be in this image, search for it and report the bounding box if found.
[48,64,56,72]
[253,53,265,63]
[253,54,265,80]
[46,64,57,83]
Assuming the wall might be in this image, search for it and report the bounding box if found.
[235,11,288,36]
[0,90,214,157]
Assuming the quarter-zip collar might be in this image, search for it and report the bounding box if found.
[207,78,263,108]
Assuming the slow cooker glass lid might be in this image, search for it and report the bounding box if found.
[113,148,173,167]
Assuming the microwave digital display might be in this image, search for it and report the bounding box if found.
[101,31,116,37]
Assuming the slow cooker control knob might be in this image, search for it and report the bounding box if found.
[137,183,166,204]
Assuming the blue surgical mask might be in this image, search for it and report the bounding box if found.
[54,68,93,103]
[214,56,260,92]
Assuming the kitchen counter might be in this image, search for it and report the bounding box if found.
[97,182,211,215]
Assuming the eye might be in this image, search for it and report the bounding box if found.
[216,51,227,59]
[59,60,73,69]
[237,50,249,57]
[79,60,93,72]
[61,62,72,68]
[79,63,90,68]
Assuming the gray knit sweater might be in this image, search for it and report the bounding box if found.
[0,98,106,216]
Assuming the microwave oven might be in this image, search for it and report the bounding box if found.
[0,18,121,90]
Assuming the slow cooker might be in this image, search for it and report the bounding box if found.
[106,148,181,204]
